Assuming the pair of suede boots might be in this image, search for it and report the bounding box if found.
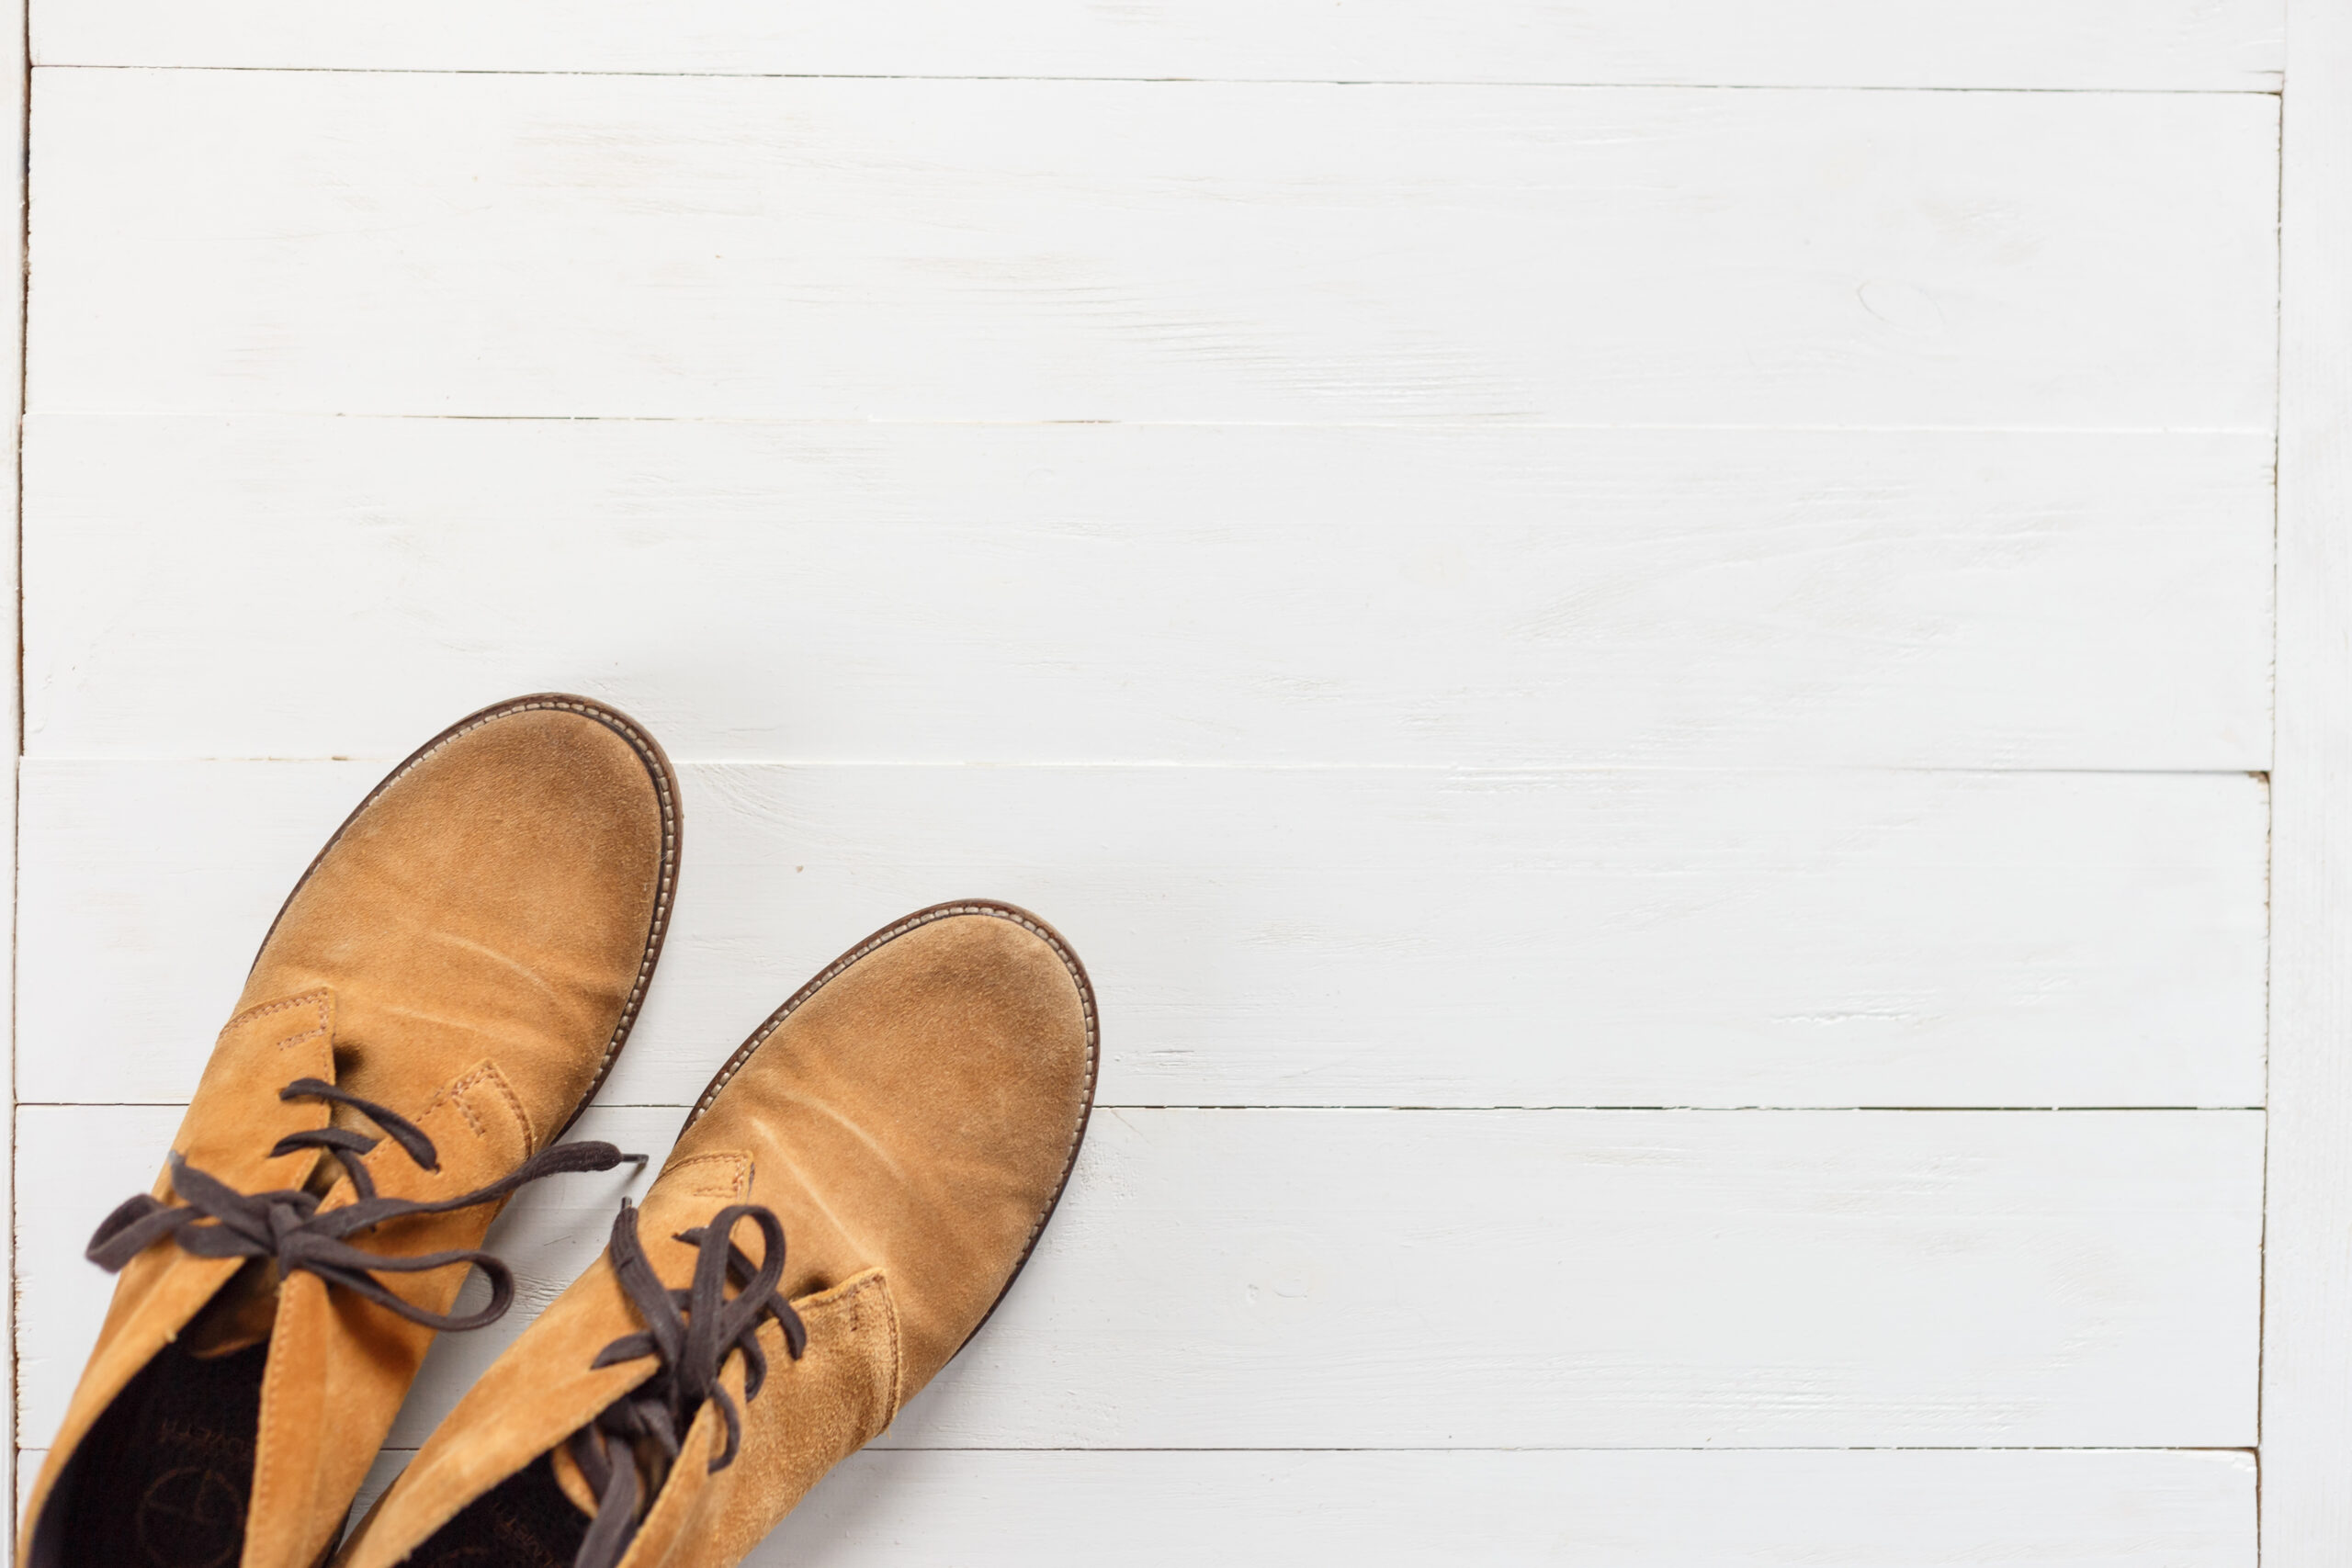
[19,695,1099,1568]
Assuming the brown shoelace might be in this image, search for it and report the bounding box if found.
[567,1201,806,1568]
[86,1076,644,1333]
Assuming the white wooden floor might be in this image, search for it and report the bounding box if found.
[15,4,2352,1563]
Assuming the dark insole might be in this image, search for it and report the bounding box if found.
[403,1453,590,1568]
[54,1338,268,1568]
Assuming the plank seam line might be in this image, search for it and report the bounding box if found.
[763,1444,2275,1454]
[8,760,2282,776]
[22,63,2286,96]
[2251,0,2288,1520]
[10,0,29,1542]
[17,1101,2271,1113]
[10,1441,2261,1456]
[5,1443,2270,1454]
[17,414,2289,434]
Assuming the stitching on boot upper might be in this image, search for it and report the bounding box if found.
[224,989,333,1032]
[220,989,334,1055]
[273,1019,330,1054]
[835,1271,904,1426]
[424,1062,533,1148]
[659,1152,752,1200]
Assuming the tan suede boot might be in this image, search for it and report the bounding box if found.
[20,694,682,1568]
[334,901,1098,1568]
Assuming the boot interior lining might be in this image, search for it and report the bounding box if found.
[403,1452,590,1568]
[49,1337,268,1568]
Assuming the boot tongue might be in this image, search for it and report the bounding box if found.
[186,1121,358,1357]
[239,1058,543,1568]
[17,994,338,1568]
[42,998,336,1459]
[182,1259,282,1359]
[334,1248,673,1567]
[548,1438,604,1517]
[339,1156,758,1567]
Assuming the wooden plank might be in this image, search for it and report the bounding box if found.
[22,417,2276,771]
[0,0,28,1548]
[2259,0,2352,1559]
[30,1,2286,91]
[631,1449,2266,1566]
[5,1447,2257,1568]
[26,73,2278,427]
[13,1106,2264,1450]
[16,760,2267,1111]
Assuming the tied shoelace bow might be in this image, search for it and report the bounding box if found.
[85,1077,645,1333]
[568,1201,806,1568]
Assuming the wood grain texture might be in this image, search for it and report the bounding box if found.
[16,760,2267,1111]
[23,417,2276,771]
[30,2,2287,89]
[14,1106,2263,1450]
[2259,0,2352,1559]
[27,72,2278,426]
[14,1445,2256,1567]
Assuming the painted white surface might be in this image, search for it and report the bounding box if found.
[32,2,2286,89]
[29,73,2278,427]
[2260,1,2352,1562]
[16,1105,2264,1450]
[17,760,2268,1111]
[726,1449,2267,1567]
[0,0,23,1551]
[10,6,2304,1562]
[753,1449,2264,1567]
[24,417,2276,770]
[14,1446,2262,1568]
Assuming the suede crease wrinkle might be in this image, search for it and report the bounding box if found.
[20,695,683,1568]
[337,902,1097,1568]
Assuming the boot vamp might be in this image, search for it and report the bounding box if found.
[674,909,1095,1397]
